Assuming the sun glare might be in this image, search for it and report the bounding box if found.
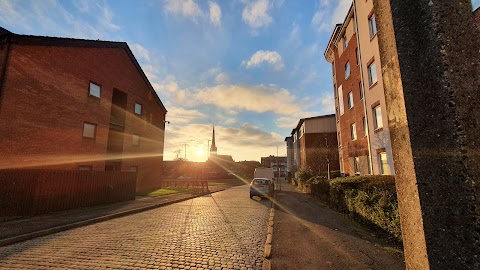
[196,149,204,156]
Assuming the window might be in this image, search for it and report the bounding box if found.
[345,62,350,79]
[337,132,342,147]
[129,166,138,172]
[134,103,142,115]
[369,14,377,39]
[350,123,357,141]
[132,134,140,146]
[332,61,335,75]
[353,157,360,174]
[347,91,354,109]
[78,165,92,171]
[335,108,339,122]
[334,84,337,97]
[378,152,390,175]
[363,117,367,137]
[342,34,348,50]
[373,105,383,130]
[368,61,377,86]
[83,122,96,139]
[89,82,101,98]
[359,81,364,100]
[338,85,344,115]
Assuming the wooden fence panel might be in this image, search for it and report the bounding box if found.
[0,170,136,216]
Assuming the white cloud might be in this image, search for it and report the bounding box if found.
[208,1,222,26]
[215,73,230,84]
[194,84,299,114]
[242,0,273,30]
[130,43,151,62]
[168,107,206,124]
[0,0,120,40]
[155,79,191,105]
[242,50,284,71]
[164,123,285,161]
[311,0,351,32]
[163,0,203,23]
[0,0,30,31]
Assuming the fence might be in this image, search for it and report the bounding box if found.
[0,169,137,216]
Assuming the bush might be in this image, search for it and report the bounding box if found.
[329,175,401,242]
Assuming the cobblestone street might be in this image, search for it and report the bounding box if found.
[0,186,271,270]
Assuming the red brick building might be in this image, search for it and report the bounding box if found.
[0,27,167,192]
[290,115,339,176]
[324,5,374,175]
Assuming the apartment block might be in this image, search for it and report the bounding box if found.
[289,115,339,177]
[260,155,287,181]
[0,27,167,192]
[324,1,394,176]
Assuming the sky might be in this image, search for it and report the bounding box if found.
[1,0,479,162]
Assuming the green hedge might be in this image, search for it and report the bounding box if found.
[311,175,401,242]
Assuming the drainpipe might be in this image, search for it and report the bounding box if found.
[353,0,374,174]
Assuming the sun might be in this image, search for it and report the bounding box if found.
[196,149,204,156]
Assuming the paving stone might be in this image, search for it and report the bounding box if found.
[0,186,269,270]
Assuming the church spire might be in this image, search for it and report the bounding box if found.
[210,124,217,156]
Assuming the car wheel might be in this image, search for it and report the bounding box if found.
[249,193,253,199]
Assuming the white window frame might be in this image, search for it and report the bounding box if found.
[354,157,360,174]
[347,91,354,109]
[378,152,390,175]
[368,62,378,86]
[134,103,143,116]
[373,105,383,130]
[132,134,140,146]
[338,85,344,115]
[345,61,350,79]
[342,35,348,50]
[351,123,357,141]
[89,82,101,98]
[83,122,96,139]
[369,14,377,39]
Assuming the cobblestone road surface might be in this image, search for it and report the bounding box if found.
[0,185,271,270]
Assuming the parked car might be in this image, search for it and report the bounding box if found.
[249,178,274,199]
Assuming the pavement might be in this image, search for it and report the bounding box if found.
[270,182,405,270]
[0,181,407,270]
[0,185,272,270]
[0,184,230,247]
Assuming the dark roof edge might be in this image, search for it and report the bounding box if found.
[3,29,167,113]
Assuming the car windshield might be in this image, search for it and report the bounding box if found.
[253,179,268,185]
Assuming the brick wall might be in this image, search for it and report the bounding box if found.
[299,132,340,173]
[333,33,369,174]
[0,44,166,192]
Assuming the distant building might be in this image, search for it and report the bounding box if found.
[0,27,167,192]
[290,115,339,177]
[284,136,294,179]
[260,155,287,181]
[205,125,234,179]
[324,1,394,176]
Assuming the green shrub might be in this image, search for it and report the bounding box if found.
[329,175,401,242]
